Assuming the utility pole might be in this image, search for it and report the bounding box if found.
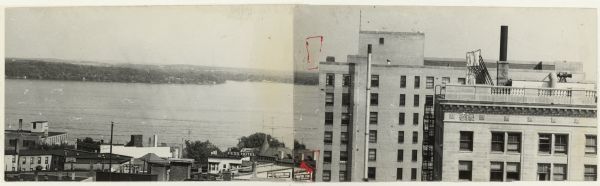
[109,121,114,181]
[363,44,372,181]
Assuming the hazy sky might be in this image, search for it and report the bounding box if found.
[294,6,597,81]
[6,6,294,71]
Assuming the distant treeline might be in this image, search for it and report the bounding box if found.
[5,58,300,85]
[294,71,318,85]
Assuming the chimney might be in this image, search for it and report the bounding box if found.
[18,119,23,131]
[497,25,510,86]
[153,134,158,147]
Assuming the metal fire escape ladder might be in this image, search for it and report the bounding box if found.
[421,95,435,181]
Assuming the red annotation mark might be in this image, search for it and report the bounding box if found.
[305,36,323,71]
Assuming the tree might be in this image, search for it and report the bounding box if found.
[294,140,306,150]
[236,132,285,149]
[184,140,221,164]
[76,137,101,152]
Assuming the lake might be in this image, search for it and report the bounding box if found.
[5,79,297,149]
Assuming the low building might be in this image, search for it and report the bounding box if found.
[5,120,69,152]
[99,144,172,158]
[4,150,66,172]
[138,153,194,181]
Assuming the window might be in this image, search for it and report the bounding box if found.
[399,94,406,106]
[325,112,333,125]
[22,158,26,165]
[506,162,520,181]
[399,113,405,125]
[325,93,334,106]
[397,150,404,162]
[425,95,433,106]
[413,113,419,125]
[537,163,551,181]
[324,132,333,144]
[479,114,485,120]
[414,95,420,107]
[340,151,348,162]
[527,117,533,122]
[411,168,417,181]
[507,133,521,153]
[37,157,41,164]
[326,73,334,86]
[323,170,331,181]
[554,134,568,154]
[371,75,379,88]
[30,157,33,164]
[341,132,348,144]
[9,139,17,147]
[442,77,450,84]
[368,149,376,161]
[400,76,406,88]
[339,171,347,181]
[411,150,418,162]
[412,131,418,144]
[370,93,378,106]
[460,131,474,151]
[397,168,403,180]
[553,164,567,181]
[343,74,351,87]
[458,161,472,181]
[426,76,434,89]
[585,165,597,181]
[342,93,350,106]
[369,130,378,143]
[490,162,504,181]
[491,132,505,152]
[369,112,378,124]
[341,113,350,126]
[398,131,405,144]
[44,157,48,164]
[323,151,332,163]
[503,116,509,122]
[414,76,420,89]
[458,78,466,85]
[539,134,552,154]
[368,167,376,180]
[379,37,384,45]
[586,135,597,154]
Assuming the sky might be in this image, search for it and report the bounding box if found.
[6,6,294,72]
[294,6,597,81]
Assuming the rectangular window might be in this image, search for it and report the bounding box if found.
[323,151,332,163]
[45,157,48,164]
[537,163,551,181]
[491,132,505,152]
[458,78,466,85]
[539,134,552,154]
[369,112,378,124]
[412,150,418,162]
[325,93,334,106]
[340,151,348,162]
[37,157,41,164]
[586,135,597,154]
[397,150,404,162]
[554,134,568,154]
[400,76,406,88]
[442,77,450,84]
[30,157,33,164]
[585,165,597,181]
[460,131,474,151]
[413,113,419,125]
[506,162,520,181]
[411,168,417,181]
[379,37,384,45]
[339,171,347,181]
[369,130,378,143]
[368,167,376,180]
[371,75,379,88]
[397,168,403,180]
[458,161,472,181]
[425,95,433,106]
[490,162,504,181]
[370,93,378,106]
[323,170,331,181]
[9,139,17,147]
[324,131,333,144]
[414,76,420,89]
[553,164,567,181]
[368,149,377,161]
[341,132,348,145]
[343,74,351,87]
[326,73,334,87]
[414,95,420,107]
[325,112,333,125]
[341,113,350,126]
[342,93,350,106]
[399,94,406,106]
[507,133,521,153]
[413,131,418,144]
[398,131,405,144]
[399,112,405,125]
[426,76,434,89]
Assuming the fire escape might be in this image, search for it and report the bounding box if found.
[421,95,435,181]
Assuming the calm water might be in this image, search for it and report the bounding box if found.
[5,79,295,149]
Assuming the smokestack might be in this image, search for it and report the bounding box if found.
[367,44,372,54]
[500,26,508,61]
[18,119,23,131]
[153,134,158,147]
[497,25,510,86]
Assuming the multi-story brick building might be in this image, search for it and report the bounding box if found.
[315,30,590,182]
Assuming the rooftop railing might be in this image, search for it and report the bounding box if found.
[441,84,597,106]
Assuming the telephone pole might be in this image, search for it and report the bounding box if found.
[109,121,114,181]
